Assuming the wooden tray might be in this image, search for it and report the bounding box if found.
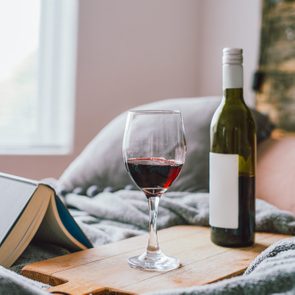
[22,226,289,295]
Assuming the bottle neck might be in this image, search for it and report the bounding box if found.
[223,64,244,101]
[224,88,243,101]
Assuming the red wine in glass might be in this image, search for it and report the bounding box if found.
[122,109,186,271]
[126,157,183,197]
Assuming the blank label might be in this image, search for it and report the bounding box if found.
[209,152,239,229]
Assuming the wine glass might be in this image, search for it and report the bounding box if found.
[122,110,186,271]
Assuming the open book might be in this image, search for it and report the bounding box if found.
[0,172,92,268]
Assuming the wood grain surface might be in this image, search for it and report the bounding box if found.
[22,226,290,295]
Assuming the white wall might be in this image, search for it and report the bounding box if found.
[0,0,261,179]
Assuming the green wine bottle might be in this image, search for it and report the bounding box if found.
[209,48,256,247]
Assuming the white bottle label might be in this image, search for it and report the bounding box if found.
[209,152,239,229]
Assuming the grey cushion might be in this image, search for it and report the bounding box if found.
[59,97,273,193]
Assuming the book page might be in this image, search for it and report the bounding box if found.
[0,174,38,245]
[35,188,90,251]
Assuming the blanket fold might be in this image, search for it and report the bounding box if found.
[0,266,48,295]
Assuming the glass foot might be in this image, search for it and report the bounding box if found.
[128,251,180,272]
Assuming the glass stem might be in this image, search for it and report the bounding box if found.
[147,196,160,253]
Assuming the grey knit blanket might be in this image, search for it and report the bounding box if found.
[2,190,295,295]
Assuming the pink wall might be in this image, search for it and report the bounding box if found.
[0,0,200,180]
[198,0,261,105]
[0,0,261,180]
[74,0,201,152]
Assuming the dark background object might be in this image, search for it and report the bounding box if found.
[255,0,295,131]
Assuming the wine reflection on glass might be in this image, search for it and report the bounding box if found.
[122,110,187,271]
